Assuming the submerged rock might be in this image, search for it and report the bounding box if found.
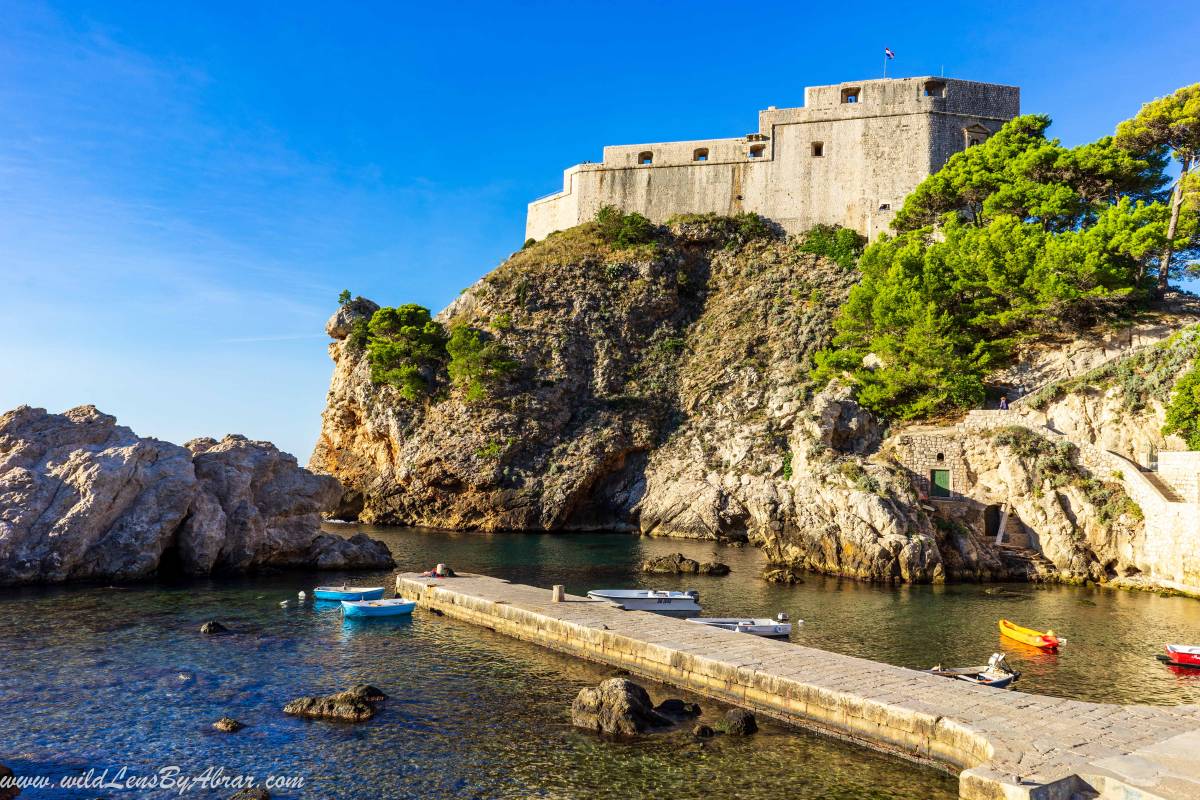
[212,716,244,732]
[0,762,18,800]
[762,566,805,584]
[723,708,758,735]
[229,789,270,800]
[200,621,229,636]
[0,405,393,586]
[691,723,715,738]
[698,562,730,576]
[654,698,701,718]
[570,678,671,736]
[283,685,387,722]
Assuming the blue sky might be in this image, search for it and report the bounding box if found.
[2,1,1198,460]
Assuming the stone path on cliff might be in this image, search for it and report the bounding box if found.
[398,572,1200,800]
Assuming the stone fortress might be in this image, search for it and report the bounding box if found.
[526,76,1020,242]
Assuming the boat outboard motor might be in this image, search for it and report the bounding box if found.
[776,612,790,622]
[685,589,700,601]
[987,652,1015,675]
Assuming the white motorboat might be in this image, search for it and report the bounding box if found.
[586,589,701,614]
[687,612,794,638]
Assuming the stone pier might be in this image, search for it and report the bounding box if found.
[398,573,1200,800]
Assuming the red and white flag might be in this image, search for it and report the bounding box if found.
[884,48,895,59]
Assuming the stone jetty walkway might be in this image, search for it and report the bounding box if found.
[398,573,1200,800]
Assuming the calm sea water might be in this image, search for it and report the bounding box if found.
[3,525,1199,800]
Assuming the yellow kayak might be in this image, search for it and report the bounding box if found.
[999,619,1061,651]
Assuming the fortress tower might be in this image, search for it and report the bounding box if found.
[526,77,1019,241]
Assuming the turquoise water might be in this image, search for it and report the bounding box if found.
[4,525,1200,800]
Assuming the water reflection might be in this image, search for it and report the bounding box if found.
[352,524,1200,706]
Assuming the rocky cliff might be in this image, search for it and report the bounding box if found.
[0,405,392,585]
[311,217,1198,587]
[313,219,1005,582]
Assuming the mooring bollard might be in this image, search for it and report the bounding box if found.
[551,585,565,602]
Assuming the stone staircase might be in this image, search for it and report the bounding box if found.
[1142,469,1185,503]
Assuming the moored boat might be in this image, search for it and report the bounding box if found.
[341,598,416,618]
[314,585,386,602]
[999,619,1061,651]
[1161,644,1200,668]
[927,653,1020,689]
[686,613,794,638]
[586,589,701,614]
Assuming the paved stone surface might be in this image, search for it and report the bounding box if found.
[398,573,1200,800]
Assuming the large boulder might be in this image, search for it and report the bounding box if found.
[641,553,700,573]
[570,678,671,736]
[0,405,392,586]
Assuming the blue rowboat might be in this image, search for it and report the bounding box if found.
[313,586,385,602]
[341,599,416,618]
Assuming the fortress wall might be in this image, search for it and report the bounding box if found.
[525,77,1020,242]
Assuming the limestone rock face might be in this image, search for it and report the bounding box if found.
[325,296,379,340]
[309,221,1000,583]
[570,678,671,736]
[0,405,392,586]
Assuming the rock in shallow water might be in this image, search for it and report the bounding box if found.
[653,698,701,718]
[0,762,18,799]
[282,685,388,722]
[200,621,229,635]
[570,678,671,736]
[0,404,393,586]
[212,716,244,733]
[229,789,269,800]
[723,708,757,735]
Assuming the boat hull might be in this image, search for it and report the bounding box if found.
[314,587,385,602]
[586,590,700,614]
[1165,644,1200,667]
[341,599,416,618]
[686,618,793,637]
[999,619,1059,651]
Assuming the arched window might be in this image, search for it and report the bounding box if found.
[693,148,709,162]
[748,144,765,158]
[923,80,946,98]
[963,124,990,148]
[811,142,824,157]
[638,151,653,165]
[840,86,861,104]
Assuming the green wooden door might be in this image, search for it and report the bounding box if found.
[930,469,951,498]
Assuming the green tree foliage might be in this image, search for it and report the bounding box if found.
[445,324,516,402]
[595,205,657,248]
[338,289,352,305]
[365,305,448,401]
[795,224,867,269]
[815,113,1177,421]
[1116,83,1200,290]
[1163,365,1200,448]
[362,305,516,403]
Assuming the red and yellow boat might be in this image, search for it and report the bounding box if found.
[999,619,1061,651]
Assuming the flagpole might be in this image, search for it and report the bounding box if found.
[883,51,887,79]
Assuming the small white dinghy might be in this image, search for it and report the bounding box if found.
[687,612,794,638]
[586,589,701,614]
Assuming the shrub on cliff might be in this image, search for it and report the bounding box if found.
[814,107,1190,421]
[363,305,517,403]
[446,324,517,402]
[366,305,448,401]
[795,224,865,269]
[1164,364,1200,448]
[595,205,657,248]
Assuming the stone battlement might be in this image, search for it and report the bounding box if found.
[527,77,1019,241]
